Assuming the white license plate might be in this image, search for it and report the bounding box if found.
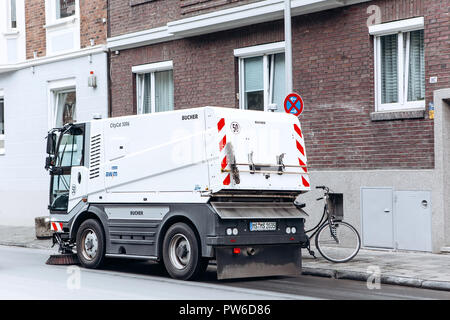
[249,221,277,231]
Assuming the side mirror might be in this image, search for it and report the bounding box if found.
[46,133,56,155]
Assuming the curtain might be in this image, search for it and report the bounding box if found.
[244,56,264,111]
[381,34,398,104]
[55,92,67,127]
[0,99,4,134]
[408,30,425,101]
[155,70,174,112]
[271,53,285,112]
[142,73,151,114]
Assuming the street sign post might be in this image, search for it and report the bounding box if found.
[284,93,304,116]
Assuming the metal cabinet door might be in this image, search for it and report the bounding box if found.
[394,191,432,252]
[361,188,394,248]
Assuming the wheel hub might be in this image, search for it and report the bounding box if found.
[82,229,98,260]
[169,234,191,270]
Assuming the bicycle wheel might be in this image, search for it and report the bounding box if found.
[315,221,361,263]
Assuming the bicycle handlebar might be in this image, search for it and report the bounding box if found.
[315,186,326,189]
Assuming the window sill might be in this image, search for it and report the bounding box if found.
[44,17,77,30]
[3,30,19,38]
[370,109,426,121]
[130,0,154,6]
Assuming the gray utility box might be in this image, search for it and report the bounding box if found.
[328,193,343,221]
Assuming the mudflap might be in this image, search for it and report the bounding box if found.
[215,244,301,280]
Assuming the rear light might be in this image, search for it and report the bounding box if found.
[233,248,241,254]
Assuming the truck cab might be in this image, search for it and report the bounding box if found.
[46,124,85,215]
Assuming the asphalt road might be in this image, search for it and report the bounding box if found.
[0,245,449,300]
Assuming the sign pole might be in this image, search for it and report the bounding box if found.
[284,0,293,94]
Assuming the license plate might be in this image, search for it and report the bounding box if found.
[249,221,277,231]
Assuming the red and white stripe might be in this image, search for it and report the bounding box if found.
[50,222,63,233]
[293,123,310,188]
[218,118,231,186]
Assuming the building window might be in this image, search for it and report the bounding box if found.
[0,97,5,155]
[9,0,17,29]
[235,42,285,112]
[133,61,174,114]
[371,18,425,112]
[56,0,76,19]
[53,90,76,127]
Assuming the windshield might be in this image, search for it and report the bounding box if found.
[55,131,84,167]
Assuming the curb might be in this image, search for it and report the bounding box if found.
[0,241,52,250]
[301,267,450,292]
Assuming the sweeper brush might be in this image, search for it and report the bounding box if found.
[46,233,79,265]
[46,253,79,265]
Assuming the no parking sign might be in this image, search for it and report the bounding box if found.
[284,93,304,116]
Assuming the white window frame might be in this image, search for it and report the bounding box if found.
[0,90,5,155]
[132,61,173,114]
[234,42,285,111]
[370,17,425,112]
[47,78,76,129]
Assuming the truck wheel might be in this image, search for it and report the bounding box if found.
[162,222,203,280]
[76,219,105,269]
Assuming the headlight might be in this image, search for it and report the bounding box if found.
[286,227,291,234]
[232,228,238,235]
[226,228,232,236]
[291,227,297,234]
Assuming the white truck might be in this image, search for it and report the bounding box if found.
[45,107,310,280]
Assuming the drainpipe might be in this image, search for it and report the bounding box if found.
[284,0,293,94]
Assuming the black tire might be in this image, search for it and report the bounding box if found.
[76,219,105,269]
[162,222,204,280]
[315,221,361,263]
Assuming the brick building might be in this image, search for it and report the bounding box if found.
[107,0,450,253]
[0,0,109,225]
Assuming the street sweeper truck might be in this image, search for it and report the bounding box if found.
[44,106,310,280]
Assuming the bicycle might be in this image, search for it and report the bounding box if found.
[301,185,361,263]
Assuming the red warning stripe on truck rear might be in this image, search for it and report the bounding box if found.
[223,174,231,185]
[301,176,310,187]
[294,124,302,138]
[298,158,308,173]
[296,140,305,156]
[218,118,225,132]
[219,136,227,152]
[221,156,228,170]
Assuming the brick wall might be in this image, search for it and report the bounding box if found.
[79,0,108,48]
[25,0,107,60]
[110,0,449,170]
[25,0,46,59]
[109,0,257,37]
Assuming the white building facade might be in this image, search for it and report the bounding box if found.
[0,0,108,226]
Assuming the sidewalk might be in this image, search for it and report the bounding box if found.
[302,248,450,291]
[0,225,52,250]
[1,225,450,291]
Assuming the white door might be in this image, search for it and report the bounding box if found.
[361,188,394,248]
[394,191,432,252]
